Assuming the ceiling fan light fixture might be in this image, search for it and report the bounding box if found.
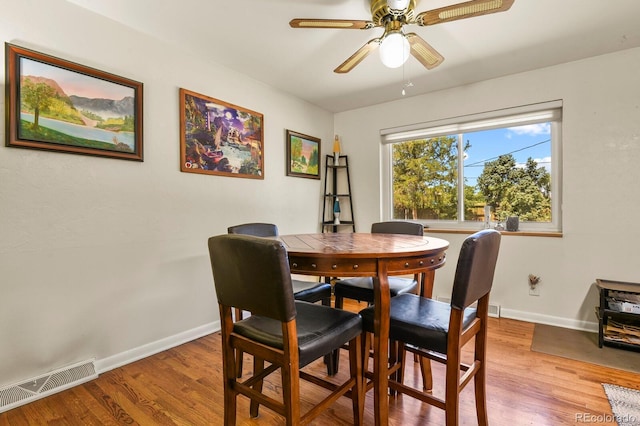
[379,31,409,68]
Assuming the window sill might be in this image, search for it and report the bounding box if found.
[425,228,562,238]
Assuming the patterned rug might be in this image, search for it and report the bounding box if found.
[603,383,640,426]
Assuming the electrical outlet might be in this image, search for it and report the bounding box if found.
[529,285,540,296]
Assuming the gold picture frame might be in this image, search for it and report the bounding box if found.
[180,88,264,179]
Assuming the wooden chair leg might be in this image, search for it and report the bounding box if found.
[334,295,344,309]
[223,359,237,425]
[321,294,338,375]
[397,345,432,392]
[234,308,244,378]
[474,363,488,426]
[389,340,399,396]
[474,330,489,425]
[444,392,461,424]
[362,332,372,375]
[349,334,365,426]
[444,353,461,426]
[281,356,300,424]
[221,309,238,426]
[419,356,433,392]
[328,295,344,376]
[328,349,339,376]
[392,341,404,396]
[223,385,236,426]
[249,357,265,418]
[235,351,243,378]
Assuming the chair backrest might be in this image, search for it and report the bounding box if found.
[208,234,296,322]
[371,221,424,236]
[450,229,501,310]
[227,222,279,237]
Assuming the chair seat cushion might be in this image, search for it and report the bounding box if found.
[234,301,362,367]
[292,280,332,303]
[333,277,418,303]
[360,294,477,354]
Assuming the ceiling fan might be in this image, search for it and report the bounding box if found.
[290,0,515,73]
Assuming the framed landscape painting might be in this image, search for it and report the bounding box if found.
[5,43,143,161]
[179,88,264,179]
[286,129,320,180]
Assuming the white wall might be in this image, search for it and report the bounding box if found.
[0,0,333,387]
[335,47,640,330]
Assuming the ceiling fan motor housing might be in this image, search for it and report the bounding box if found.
[372,0,416,25]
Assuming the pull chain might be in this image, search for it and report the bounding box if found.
[401,41,412,96]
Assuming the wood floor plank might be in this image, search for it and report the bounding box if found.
[2,305,640,425]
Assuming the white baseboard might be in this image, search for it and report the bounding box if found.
[500,308,598,333]
[435,293,599,332]
[94,321,220,374]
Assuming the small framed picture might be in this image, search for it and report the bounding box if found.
[5,43,143,161]
[180,88,264,179]
[286,129,320,180]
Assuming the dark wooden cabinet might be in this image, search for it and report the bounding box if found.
[322,154,355,233]
[596,278,640,352]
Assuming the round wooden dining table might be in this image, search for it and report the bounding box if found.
[276,232,449,426]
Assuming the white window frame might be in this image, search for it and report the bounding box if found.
[380,100,563,232]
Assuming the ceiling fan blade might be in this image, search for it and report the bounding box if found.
[334,38,381,73]
[406,33,444,70]
[289,19,374,30]
[415,0,514,26]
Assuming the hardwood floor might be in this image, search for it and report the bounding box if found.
[2,301,640,425]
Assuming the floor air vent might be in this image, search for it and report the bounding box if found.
[0,359,97,413]
[436,296,501,318]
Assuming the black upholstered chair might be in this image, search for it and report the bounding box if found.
[360,229,501,426]
[208,234,364,425]
[228,223,332,304]
[334,221,424,309]
[228,222,333,376]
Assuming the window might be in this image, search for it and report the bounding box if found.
[381,101,562,232]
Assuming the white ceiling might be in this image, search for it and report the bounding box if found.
[66,0,640,113]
